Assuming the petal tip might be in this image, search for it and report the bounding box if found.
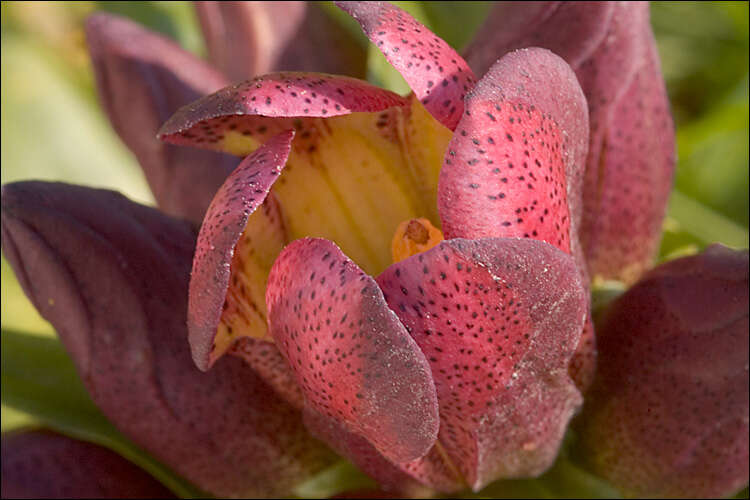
[187,131,295,370]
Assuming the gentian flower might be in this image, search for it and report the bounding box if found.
[6,2,733,499]
[576,245,749,498]
[157,1,594,492]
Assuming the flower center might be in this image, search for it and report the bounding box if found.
[391,218,443,263]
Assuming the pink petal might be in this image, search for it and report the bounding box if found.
[189,132,294,370]
[195,1,366,82]
[85,12,237,225]
[580,11,676,283]
[437,47,595,393]
[577,245,749,498]
[574,3,650,183]
[1,430,175,499]
[229,337,305,409]
[376,238,586,490]
[158,72,408,150]
[1,181,335,497]
[336,1,476,130]
[303,410,460,496]
[266,238,439,464]
[463,2,615,77]
[568,318,596,392]
[438,47,588,255]
[462,2,675,283]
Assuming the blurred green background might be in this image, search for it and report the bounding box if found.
[1,1,748,496]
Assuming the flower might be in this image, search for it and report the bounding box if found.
[1,1,707,498]
[158,1,595,492]
[576,245,749,498]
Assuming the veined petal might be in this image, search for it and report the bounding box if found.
[195,1,305,82]
[85,12,237,225]
[577,245,749,498]
[1,430,175,498]
[580,14,676,284]
[266,238,439,464]
[189,132,293,370]
[158,75,435,275]
[377,238,586,490]
[438,47,588,253]
[336,1,476,130]
[463,2,615,77]
[0,182,335,498]
[195,1,366,82]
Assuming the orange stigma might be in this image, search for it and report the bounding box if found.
[391,218,444,263]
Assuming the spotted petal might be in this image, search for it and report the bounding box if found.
[159,71,452,275]
[0,181,335,498]
[463,2,675,283]
[336,1,476,130]
[438,47,588,251]
[266,238,439,464]
[189,132,293,370]
[85,12,237,225]
[377,238,587,490]
[436,47,595,391]
[195,1,366,82]
[1,430,175,499]
[158,72,408,145]
[577,245,749,498]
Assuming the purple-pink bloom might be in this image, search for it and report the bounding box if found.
[158,1,592,492]
[1,1,693,497]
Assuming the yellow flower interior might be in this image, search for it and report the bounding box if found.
[213,96,453,356]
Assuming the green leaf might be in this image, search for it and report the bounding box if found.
[293,460,376,499]
[1,329,208,499]
[674,94,749,228]
[591,280,627,321]
[536,458,621,499]
[666,189,749,248]
[1,404,37,432]
[419,2,492,51]
[465,454,620,499]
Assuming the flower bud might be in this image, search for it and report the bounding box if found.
[577,245,749,498]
